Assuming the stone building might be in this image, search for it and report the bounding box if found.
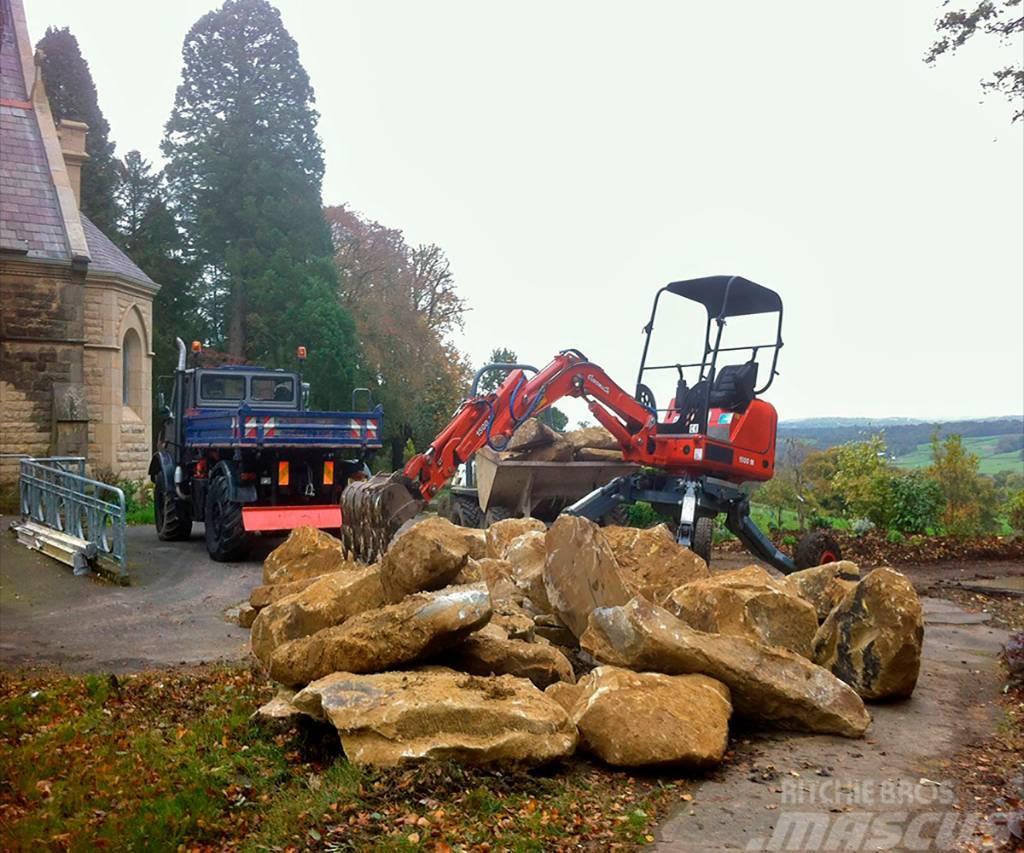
[0,0,160,492]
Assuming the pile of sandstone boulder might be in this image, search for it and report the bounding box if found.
[244,515,924,772]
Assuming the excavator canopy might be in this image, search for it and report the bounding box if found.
[666,275,782,319]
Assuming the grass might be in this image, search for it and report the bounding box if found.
[0,666,682,851]
[125,500,155,526]
[894,435,1024,476]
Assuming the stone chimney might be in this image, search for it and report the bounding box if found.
[56,119,90,209]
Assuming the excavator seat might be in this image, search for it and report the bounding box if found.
[709,362,758,412]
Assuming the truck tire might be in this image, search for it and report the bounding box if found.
[154,480,192,541]
[484,505,514,527]
[205,475,248,562]
[794,530,842,570]
[688,515,714,565]
[450,496,484,529]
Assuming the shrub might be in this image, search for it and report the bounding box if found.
[879,470,944,534]
[626,501,661,528]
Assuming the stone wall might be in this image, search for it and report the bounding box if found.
[83,276,154,481]
[0,258,85,490]
[0,260,156,491]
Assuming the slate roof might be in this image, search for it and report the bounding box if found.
[0,0,70,259]
[0,0,158,292]
[81,215,155,288]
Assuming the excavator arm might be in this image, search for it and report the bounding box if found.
[340,349,656,560]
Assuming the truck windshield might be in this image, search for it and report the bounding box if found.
[200,374,245,401]
[251,375,295,403]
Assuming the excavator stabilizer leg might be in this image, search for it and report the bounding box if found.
[340,472,424,562]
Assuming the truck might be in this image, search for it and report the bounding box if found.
[150,338,383,561]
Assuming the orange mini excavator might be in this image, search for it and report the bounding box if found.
[341,275,841,572]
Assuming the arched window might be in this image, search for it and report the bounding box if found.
[122,328,142,410]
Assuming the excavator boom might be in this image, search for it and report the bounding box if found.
[340,350,655,560]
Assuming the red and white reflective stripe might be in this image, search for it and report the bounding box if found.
[263,417,276,437]
[245,417,258,438]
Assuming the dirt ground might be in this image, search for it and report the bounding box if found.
[1,518,1021,850]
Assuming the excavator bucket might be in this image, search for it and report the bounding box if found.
[340,472,424,562]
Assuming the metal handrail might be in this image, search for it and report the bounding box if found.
[18,457,127,575]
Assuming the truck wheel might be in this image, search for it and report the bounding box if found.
[205,475,248,562]
[154,480,192,541]
[450,496,484,529]
[794,530,842,570]
[689,515,714,565]
[484,505,514,527]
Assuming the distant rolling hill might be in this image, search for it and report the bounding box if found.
[777,416,1024,476]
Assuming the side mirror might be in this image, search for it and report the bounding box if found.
[158,391,166,409]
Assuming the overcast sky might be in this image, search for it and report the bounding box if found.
[26,0,1024,422]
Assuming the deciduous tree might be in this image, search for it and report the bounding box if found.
[327,205,471,467]
[926,0,1024,121]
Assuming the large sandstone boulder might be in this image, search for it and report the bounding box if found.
[574,447,623,462]
[380,516,471,602]
[603,524,710,604]
[506,439,574,462]
[457,527,489,560]
[486,518,547,559]
[543,516,630,638]
[250,573,330,610]
[664,565,818,657]
[262,526,350,585]
[506,530,552,612]
[442,633,575,688]
[813,568,924,701]
[781,561,861,622]
[581,597,870,737]
[504,418,557,453]
[490,599,536,641]
[565,426,618,452]
[454,557,517,602]
[567,667,731,768]
[292,669,577,768]
[269,583,492,686]
[250,566,385,666]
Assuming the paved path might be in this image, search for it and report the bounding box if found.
[0,515,274,672]
[653,598,1013,851]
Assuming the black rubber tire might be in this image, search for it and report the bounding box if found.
[483,505,514,527]
[689,515,714,565]
[204,475,248,562]
[154,480,192,541]
[600,503,631,527]
[794,530,842,570]
[450,495,485,529]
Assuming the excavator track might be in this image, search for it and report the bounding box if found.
[340,472,424,562]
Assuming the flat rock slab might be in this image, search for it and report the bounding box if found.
[652,597,1013,851]
[269,582,491,686]
[292,669,577,768]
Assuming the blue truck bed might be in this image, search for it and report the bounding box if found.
[183,405,384,449]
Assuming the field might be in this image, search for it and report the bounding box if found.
[893,435,1024,476]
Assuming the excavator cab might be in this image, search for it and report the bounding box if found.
[635,275,783,437]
